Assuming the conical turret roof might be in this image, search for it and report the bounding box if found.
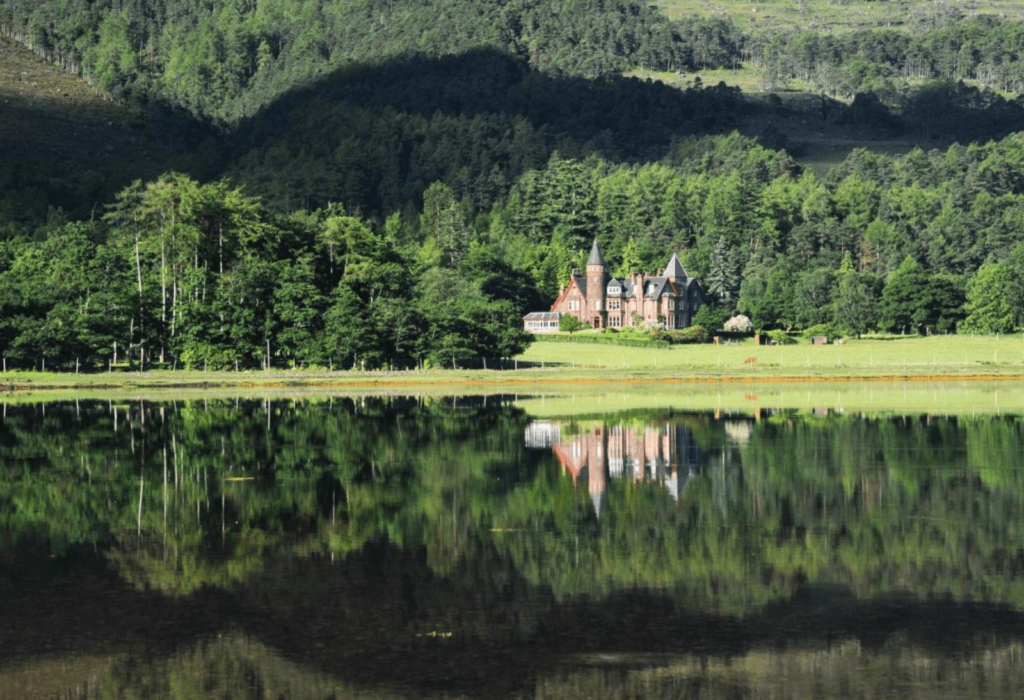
[662,252,687,279]
[587,239,606,267]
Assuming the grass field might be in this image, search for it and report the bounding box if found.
[518,333,1024,378]
[3,334,1024,396]
[653,0,1024,34]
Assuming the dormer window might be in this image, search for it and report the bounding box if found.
[608,285,621,295]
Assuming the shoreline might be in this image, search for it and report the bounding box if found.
[4,367,1024,393]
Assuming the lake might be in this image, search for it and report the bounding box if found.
[3,385,1024,699]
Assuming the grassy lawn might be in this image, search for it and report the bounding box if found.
[517,333,1024,378]
[2,334,1024,397]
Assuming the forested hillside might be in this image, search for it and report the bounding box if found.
[4,0,1024,371]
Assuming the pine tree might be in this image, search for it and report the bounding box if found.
[705,236,739,304]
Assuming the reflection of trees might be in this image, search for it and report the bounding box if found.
[0,397,538,593]
[15,581,1024,700]
[4,401,1024,613]
[533,642,1024,700]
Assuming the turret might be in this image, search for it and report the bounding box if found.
[586,239,606,325]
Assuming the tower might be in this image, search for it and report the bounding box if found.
[586,239,606,328]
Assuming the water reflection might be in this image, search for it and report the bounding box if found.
[3,395,1024,698]
[526,420,701,515]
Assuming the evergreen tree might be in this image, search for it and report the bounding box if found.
[705,236,739,305]
[960,262,1017,334]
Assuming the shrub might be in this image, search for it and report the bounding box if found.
[724,314,753,333]
[802,323,835,339]
[533,335,670,348]
[559,314,586,333]
[657,325,710,344]
[766,329,797,345]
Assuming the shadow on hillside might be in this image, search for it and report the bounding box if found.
[0,35,220,223]
[223,48,748,215]
[10,40,1024,224]
[224,48,1024,216]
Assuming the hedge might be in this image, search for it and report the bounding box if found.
[531,334,671,349]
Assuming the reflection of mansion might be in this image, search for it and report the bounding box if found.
[525,420,700,516]
[523,239,706,332]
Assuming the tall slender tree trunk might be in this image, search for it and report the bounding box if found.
[161,228,167,363]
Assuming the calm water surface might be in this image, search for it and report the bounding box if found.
[2,393,1024,699]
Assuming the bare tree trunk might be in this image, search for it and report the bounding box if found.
[137,476,144,537]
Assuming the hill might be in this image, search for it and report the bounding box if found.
[0,33,220,224]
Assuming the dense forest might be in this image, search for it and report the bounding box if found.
[4,134,1024,370]
[4,0,1024,368]
[5,0,1024,121]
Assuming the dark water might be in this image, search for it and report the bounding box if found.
[3,396,1024,698]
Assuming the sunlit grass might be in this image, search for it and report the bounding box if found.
[652,0,1024,34]
[518,333,1024,377]
[2,335,1024,401]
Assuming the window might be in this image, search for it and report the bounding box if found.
[610,315,621,328]
[568,300,579,311]
[668,299,675,311]
[608,285,621,295]
[594,300,601,310]
[609,299,621,310]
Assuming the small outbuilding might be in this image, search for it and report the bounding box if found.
[523,311,561,333]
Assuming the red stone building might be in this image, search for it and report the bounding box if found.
[523,240,706,332]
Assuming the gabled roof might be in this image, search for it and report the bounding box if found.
[645,277,671,298]
[662,253,687,279]
[586,239,606,267]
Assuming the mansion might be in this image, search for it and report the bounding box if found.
[523,240,706,332]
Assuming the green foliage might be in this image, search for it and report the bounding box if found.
[692,304,730,333]
[657,326,709,344]
[833,272,878,337]
[765,329,796,345]
[801,323,835,339]
[558,314,587,334]
[534,335,670,349]
[960,262,1018,334]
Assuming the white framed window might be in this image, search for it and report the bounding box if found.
[609,299,621,310]
[595,300,601,310]
[610,315,621,328]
